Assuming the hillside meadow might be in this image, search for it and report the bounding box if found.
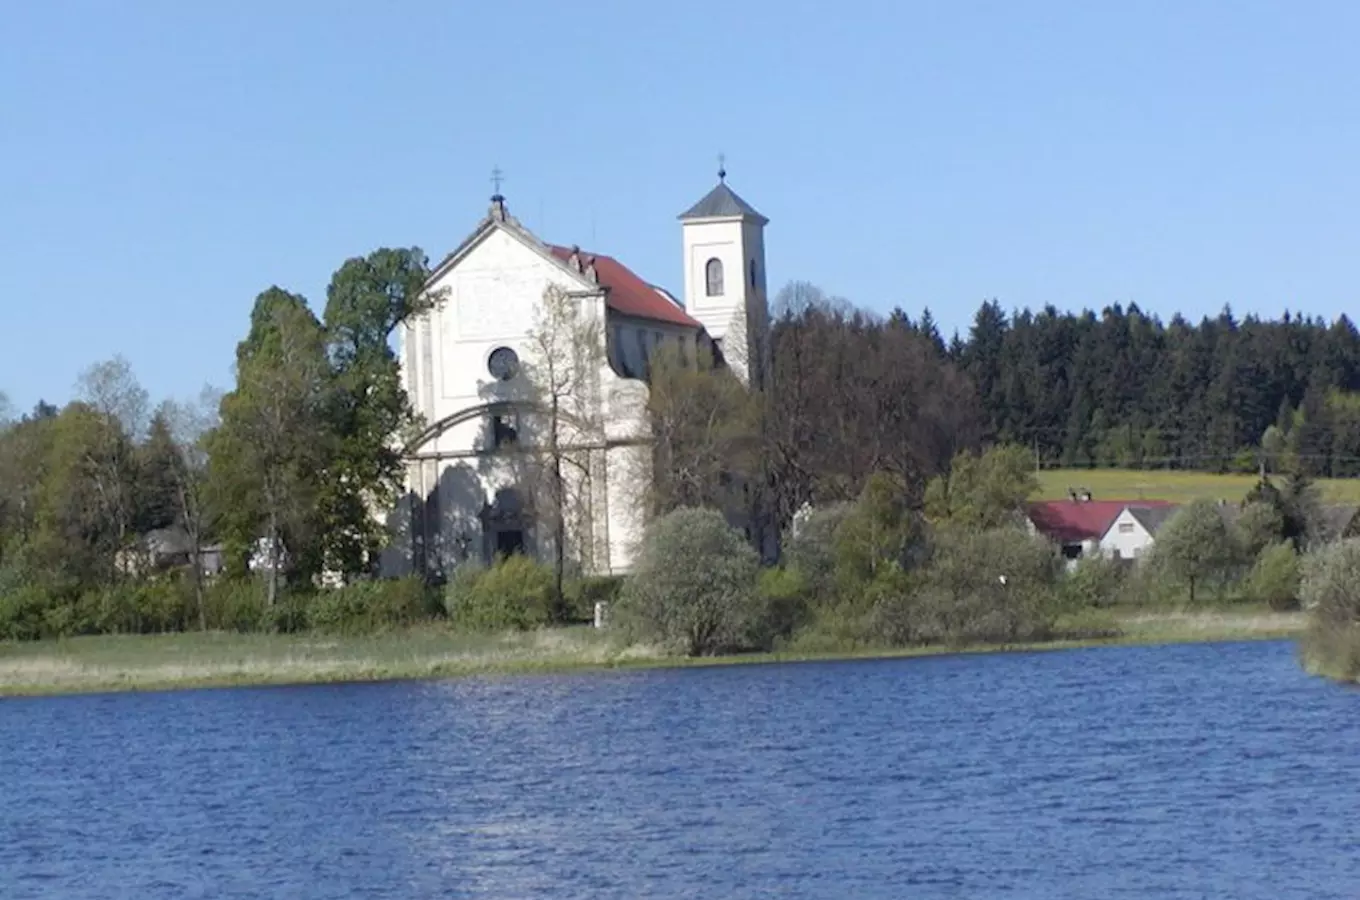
[1036,468,1360,505]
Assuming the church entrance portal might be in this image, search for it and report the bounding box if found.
[483,488,531,563]
[495,529,526,557]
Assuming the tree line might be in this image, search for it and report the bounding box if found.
[0,248,436,636]
[935,299,1360,476]
[6,266,1360,644]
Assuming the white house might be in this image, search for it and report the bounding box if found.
[1098,505,1179,561]
[383,169,772,579]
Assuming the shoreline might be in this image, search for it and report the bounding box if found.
[0,609,1306,698]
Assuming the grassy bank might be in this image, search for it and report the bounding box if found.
[1036,468,1360,504]
[0,608,1307,697]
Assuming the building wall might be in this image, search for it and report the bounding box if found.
[1100,508,1154,560]
[681,216,768,387]
[388,225,662,578]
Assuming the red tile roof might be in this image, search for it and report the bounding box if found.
[548,245,699,328]
[1027,499,1176,544]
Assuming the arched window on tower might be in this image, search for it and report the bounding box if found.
[749,259,758,288]
[705,258,724,297]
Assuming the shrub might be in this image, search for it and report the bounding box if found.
[442,560,485,618]
[564,575,625,623]
[266,593,311,634]
[755,565,813,641]
[1242,542,1300,611]
[1298,539,1360,680]
[78,579,193,635]
[911,527,1064,644]
[0,584,59,641]
[785,502,854,595]
[447,555,554,632]
[834,474,926,584]
[306,577,431,635]
[1060,554,1128,610]
[615,508,762,656]
[202,578,268,632]
[1300,539,1360,623]
[1149,499,1239,604]
[1236,501,1286,558]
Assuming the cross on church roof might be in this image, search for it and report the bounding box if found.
[717,153,726,182]
[490,165,505,198]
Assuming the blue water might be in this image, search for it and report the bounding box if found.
[2,640,1359,898]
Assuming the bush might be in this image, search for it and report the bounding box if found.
[0,584,60,641]
[784,502,854,601]
[1236,501,1286,558]
[756,566,813,640]
[78,579,193,635]
[442,560,484,618]
[446,555,554,632]
[1297,539,1360,680]
[202,578,268,632]
[1060,554,1128,610]
[564,575,624,623]
[1242,542,1300,610]
[1301,539,1360,623]
[307,577,432,635]
[615,508,763,656]
[1148,499,1239,604]
[909,527,1064,644]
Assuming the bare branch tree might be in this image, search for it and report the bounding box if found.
[646,341,759,516]
[76,355,150,439]
[157,386,222,628]
[73,356,149,568]
[522,284,606,618]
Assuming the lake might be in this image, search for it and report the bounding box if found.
[2,640,1358,898]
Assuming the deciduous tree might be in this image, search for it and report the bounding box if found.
[1151,498,1238,604]
[923,444,1038,530]
[208,288,330,606]
[320,247,439,579]
[522,284,605,619]
[646,341,758,516]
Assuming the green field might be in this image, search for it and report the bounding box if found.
[1036,468,1360,505]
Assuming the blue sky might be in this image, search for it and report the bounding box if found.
[4,0,1360,411]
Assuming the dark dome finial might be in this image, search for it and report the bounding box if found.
[717,152,726,182]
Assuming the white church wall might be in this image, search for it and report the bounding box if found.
[607,312,694,380]
[422,228,605,425]
[398,232,661,576]
[391,177,770,580]
[682,219,744,343]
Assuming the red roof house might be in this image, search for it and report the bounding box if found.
[1027,499,1176,548]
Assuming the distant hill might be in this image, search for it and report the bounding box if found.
[1035,468,1360,505]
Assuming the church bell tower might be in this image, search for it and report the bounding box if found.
[678,161,770,389]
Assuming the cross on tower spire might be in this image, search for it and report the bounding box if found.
[488,165,509,222]
[717,153,727,182]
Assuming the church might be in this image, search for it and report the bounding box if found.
[385,168,772,579]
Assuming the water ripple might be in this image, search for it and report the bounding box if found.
[2,640,1359,898]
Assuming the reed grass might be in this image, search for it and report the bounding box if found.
[0,609,1306,697]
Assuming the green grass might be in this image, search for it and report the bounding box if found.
[1036,468,1360,505]
[0,608,1308,697]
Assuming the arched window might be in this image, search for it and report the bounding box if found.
[749,259,758,288]
[705,258,724,296]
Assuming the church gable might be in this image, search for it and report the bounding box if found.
[422,223,604,411]
[432,225,595,345]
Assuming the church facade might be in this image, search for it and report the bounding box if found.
[384,173,771,579]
